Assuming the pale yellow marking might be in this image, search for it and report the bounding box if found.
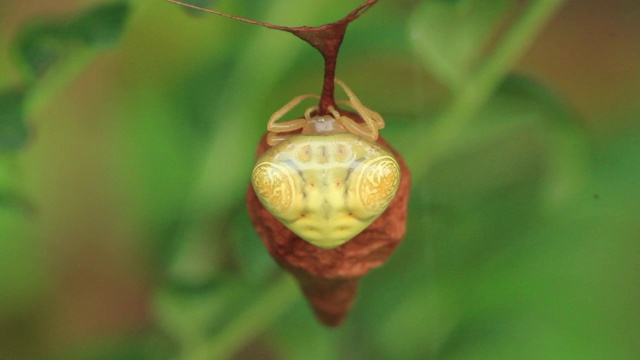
[354,156,400,212]
[251,162,297,216]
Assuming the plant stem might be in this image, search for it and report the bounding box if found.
[407,0,568,180]
[180,275,299,360]
[318,46,340,115]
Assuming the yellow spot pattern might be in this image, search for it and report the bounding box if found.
[251,162,295,214]
[355,156,400,213]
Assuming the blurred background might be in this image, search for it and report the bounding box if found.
[0,0,639,359]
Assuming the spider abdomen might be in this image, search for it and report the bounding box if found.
[251,133,400,249]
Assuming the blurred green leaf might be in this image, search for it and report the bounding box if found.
[156,273,298,359]
[0,206,46,314]
[13,22,72,80]
[271,303,341,360]
[70,2,131,48]
[0,191,33,216]
[154,275,246,348]
[12,1,130,80]
[496,75,588,208]
[230,207,278,282]
[48,334,160,360]
[0,88,29,151]
[355,73,586,360]
[409,0,512,90]
[176,0,219,16]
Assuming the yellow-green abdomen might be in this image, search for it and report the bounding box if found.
[251,133,400,249]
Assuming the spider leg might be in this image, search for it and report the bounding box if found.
[337,100,385,129]
[267,94,319,146]
[328,106,341,120]
[267,117,307,133]
[330,104,376,142]
[338,116,377,142]
[304,105,319,122]
[335,79,384,140]
[266,117,307,146]
[266,132,292,146]
[267,93,319,132]
[335,98,379,141]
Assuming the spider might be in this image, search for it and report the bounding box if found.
[251,80,400,249]
[266,79,385,146]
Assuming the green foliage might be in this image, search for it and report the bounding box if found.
[13,1,130,81]
[0,88,29,151]
[177,0,219,16]
[409,0,512,90]
[72,2,131,48]
[0,2,132,359]
[13,22,70,81]
[0,205,44,310]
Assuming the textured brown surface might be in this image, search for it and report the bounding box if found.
[246,133,411,326]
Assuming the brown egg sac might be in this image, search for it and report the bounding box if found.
[246,133,411,326]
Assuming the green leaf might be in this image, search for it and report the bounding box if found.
[12,1,130,80]
[70,2,131,48]
[409,0,512,90]
[177,0,219,16]
[47,335,160,360]
[0,206,46,315]
[0,88,29,151]
[13,22,74,80]
[497,75,589,208]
